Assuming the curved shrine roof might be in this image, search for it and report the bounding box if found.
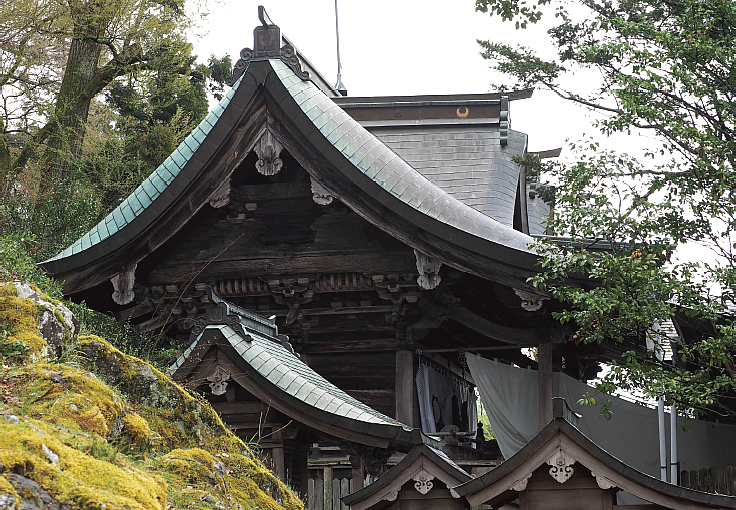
[41,26,543,296]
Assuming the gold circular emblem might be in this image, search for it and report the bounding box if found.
[456,106,469,118]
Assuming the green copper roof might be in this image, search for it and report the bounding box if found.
[169,323,410,428]
[43,76,244,263]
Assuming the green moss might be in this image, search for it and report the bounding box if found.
[122,412,152,443]
[17,364,125,437]
[0,296,302,510]
[0,475,19,502]
[0,283,18,297]
[0,287,48,359]
[159,448,302,510]
[0,420,166,509]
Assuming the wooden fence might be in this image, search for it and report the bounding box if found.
[681,467,736,496]
[307,466,358,510]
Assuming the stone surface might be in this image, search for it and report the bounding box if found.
[3,415,19,425]
[41,444,58,464]
[12,282,79,358]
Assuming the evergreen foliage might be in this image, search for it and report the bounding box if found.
[0,0,230,260]
[476,0,736,418]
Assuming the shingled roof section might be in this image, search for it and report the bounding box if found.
[42,18,549,296]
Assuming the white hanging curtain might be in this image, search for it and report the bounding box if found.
[466,353,736,477]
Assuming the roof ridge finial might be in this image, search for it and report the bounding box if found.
[226,6,310,87]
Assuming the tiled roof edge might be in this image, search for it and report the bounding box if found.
[44,75,245,264]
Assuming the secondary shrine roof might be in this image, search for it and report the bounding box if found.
[454,407,736,509]
[169,290,422,449]
[342,442,471,510]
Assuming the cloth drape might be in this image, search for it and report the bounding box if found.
[467,353,736,478]
[416,357,477,442]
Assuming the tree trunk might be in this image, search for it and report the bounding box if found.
[0,118,9,181]
[41,37,101,192]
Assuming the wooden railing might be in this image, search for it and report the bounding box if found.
[680,467,736,495]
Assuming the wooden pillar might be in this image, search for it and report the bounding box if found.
[350,455,365,491]
[538,342,553,430]
[272,428,285,481]
[272,446,285,481]
[323,466,333,510]
[395,350,415,426]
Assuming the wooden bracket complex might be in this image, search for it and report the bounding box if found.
[414,250,442,290]
[310,177,333,205]
[111,263,137,305]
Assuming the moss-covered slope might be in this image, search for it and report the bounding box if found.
[0,283,303,510]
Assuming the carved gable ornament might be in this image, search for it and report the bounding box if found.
[412,469,435,494]
[254,129,284,176]
[207,365,231,396]
[414,250,442,290]
[514,288,549,312]
[546,448,576,483]
[111,263,137,305]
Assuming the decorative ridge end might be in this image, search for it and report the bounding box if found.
[226,10,309,86]
[188,287,278,343]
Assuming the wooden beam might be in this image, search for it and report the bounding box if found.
[148,252,417,284]
[538,342,553,430]
[448,304,541,347]
[232,181,312,202]
[300,338,411,354]
[395,350,415,427]
[115,302,154,322]
[135,311,173,334]
[254,305,395,318]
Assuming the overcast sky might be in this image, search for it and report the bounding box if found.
[191,0,620,154]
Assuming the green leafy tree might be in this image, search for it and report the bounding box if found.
[476,0,736,418]
[0,0,230,258]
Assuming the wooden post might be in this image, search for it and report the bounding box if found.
[350,455,365,491]
[323,466,333,510]
[538,342,553,429]
[395,350,415,426]
[272,446,285,481]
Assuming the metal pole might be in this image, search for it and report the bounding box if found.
[670,403,678,484]
[653,319,668,482]
[658,397,668,481]
[333,0,347,94]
